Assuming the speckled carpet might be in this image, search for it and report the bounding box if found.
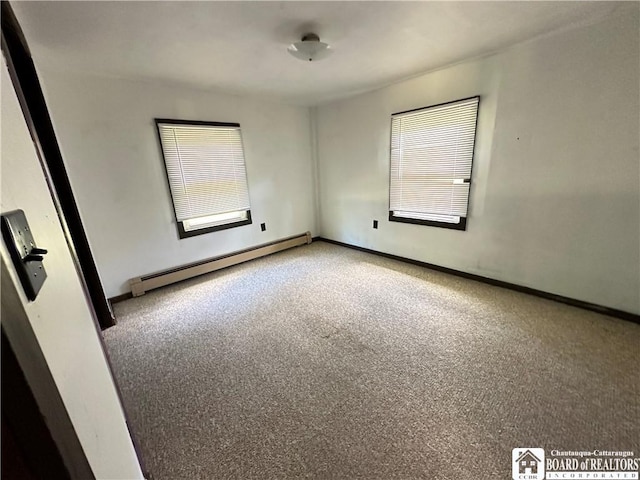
[104,241,639,480]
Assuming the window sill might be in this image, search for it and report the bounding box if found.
[388,212,467,231]
[177,211,253,239]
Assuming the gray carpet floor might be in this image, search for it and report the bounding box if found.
[104,241,640,480]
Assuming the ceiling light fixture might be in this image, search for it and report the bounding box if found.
[287,33,332,62]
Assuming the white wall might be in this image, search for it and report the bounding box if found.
[316,7,640,314]
[37,73,316,297]
[1,59,144,479]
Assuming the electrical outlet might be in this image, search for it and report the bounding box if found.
[260,223,266,232]
[373,220,378,229]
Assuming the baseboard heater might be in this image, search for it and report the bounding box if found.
[130,232,312,297]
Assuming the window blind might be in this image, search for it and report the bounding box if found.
[389,97,479,225]
[157,122,251,222]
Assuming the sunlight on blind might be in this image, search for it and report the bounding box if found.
[389,97,479,220]
[157,123,251,222]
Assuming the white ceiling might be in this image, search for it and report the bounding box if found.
[13,1,621,106]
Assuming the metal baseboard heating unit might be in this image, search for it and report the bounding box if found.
[130,231,312,297]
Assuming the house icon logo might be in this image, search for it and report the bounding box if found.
[512,448,545,480]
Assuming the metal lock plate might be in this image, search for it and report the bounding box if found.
[1,209,47,301]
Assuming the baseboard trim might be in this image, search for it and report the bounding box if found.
[316,237,640,324]
[108,292,133,306]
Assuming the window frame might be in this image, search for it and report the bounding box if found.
[388,96,480,231]
[154,118,253,239]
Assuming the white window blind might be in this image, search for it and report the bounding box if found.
[157,122,251,225]
[389,97,479,227]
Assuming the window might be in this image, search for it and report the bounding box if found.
[155,119,252,238]
[389,96,479,230]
